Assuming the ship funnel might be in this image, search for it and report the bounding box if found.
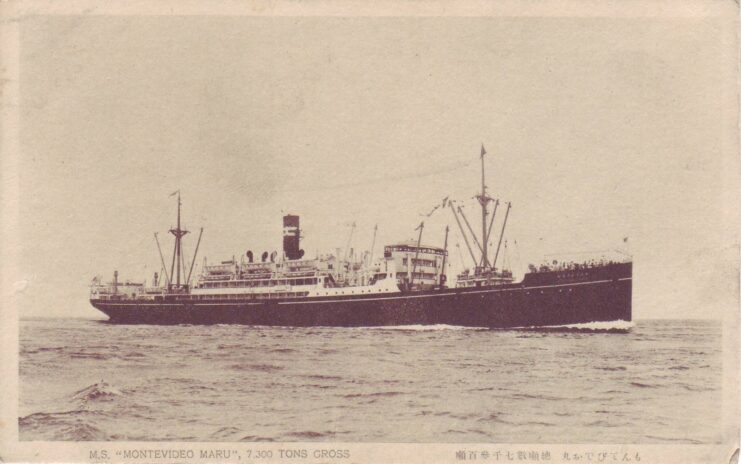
[283,215,304,260]
[261,251,268,263]
[246,250,253,263]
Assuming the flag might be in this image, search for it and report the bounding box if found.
[169,190,179,197]
[623,237,629,243]
[480,144,487,158]
[441,196,449,208]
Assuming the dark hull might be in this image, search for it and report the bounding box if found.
[91,263,631,328]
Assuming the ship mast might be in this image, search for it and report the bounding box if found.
[409,221,424,287]
[439,225,449,287]
[479,145,488,268]
[446,144,511,274]
[477,144,492,269]
[169,191,189,289]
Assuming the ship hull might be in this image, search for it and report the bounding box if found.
[91,264,631,328]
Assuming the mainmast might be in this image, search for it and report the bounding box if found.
[479,145,489,268]
[446,144,511,275]
[169,191,189,289]
[475,144,496,269]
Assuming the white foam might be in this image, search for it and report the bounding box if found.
[72,381,122,402]
[560,319,633,330]
[360,324,488,331]
[528,319,634,331]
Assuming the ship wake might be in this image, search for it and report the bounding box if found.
[360,324,488,332]
[515,320,634,333]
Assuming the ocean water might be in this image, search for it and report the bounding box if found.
[19,318,721,443]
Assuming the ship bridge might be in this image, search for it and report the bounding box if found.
[384,241,447,289]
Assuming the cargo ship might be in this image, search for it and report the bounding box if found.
[90,147,632,327]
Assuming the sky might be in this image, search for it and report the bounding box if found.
[10,14,739,319]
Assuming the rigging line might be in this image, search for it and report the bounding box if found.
[154,233,171,286]
[180,243,188,286]
[344,222,356,262]
[284,156,478,193]
[169,236,177,288]
[449,203,478,267]
[368,225,378,267]
[492,202,511,270]
[483,199,500,254]
[181,241,186,285]
[455,243,466,269]
[457,205,484,255]
[187,228,203,287]
[502,240,511,272]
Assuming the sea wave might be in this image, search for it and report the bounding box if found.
[20,381,123,424]
[629,382,658,389]
[341,391,404,399]
[210,426,242,440]
[19,318,722,443]
[72,381,122,403]
[230,363,284,372]
[19,410,110,441]
[302,374,343,381]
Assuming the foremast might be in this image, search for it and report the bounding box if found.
[153,191,203,293]
[168,191,189,290]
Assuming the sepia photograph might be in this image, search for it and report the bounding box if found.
[1,1,738,463]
